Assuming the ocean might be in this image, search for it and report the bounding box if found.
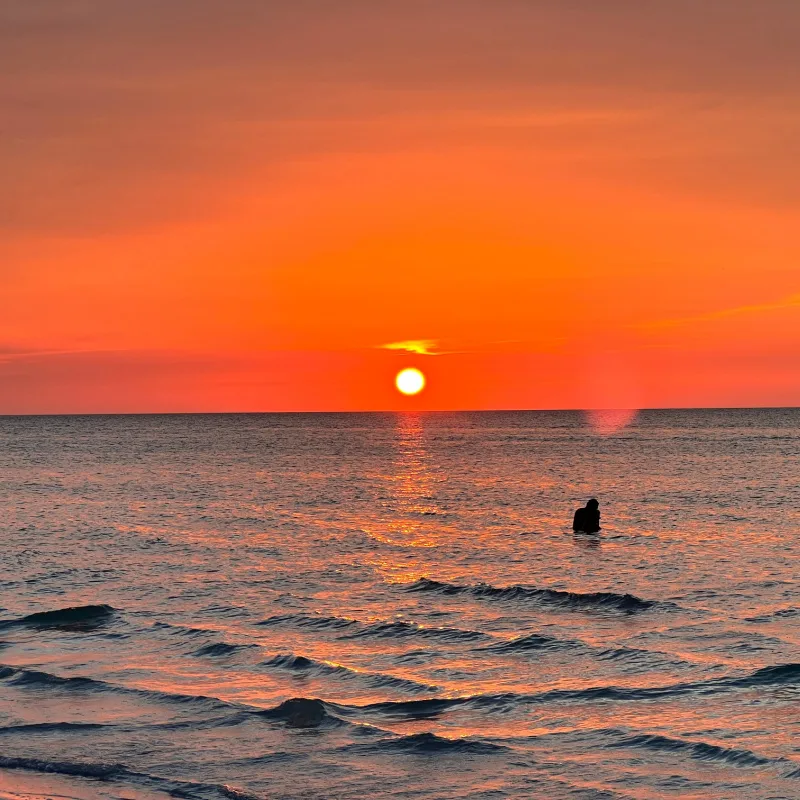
[0,409,797,799]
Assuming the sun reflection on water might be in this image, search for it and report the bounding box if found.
[364,414,447,583]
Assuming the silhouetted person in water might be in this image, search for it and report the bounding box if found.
[573,498,601,533]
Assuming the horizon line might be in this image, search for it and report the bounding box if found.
[0,405,798,419]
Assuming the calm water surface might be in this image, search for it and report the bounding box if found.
[0,410,798,799]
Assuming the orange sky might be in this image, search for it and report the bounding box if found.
[1,1,798,413]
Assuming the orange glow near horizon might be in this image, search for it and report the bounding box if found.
[1,4,798,414]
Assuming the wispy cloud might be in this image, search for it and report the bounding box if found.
[377,337,568,356]
[0,344,104,364]
[379,339,440,355]
[641,292,800,330]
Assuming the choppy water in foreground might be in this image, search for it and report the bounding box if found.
[0,409,798,799]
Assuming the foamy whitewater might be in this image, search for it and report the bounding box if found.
[0,410,798,799]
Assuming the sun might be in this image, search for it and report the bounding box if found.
[395,368,426,396]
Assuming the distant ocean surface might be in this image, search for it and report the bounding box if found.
[0,409,798,800]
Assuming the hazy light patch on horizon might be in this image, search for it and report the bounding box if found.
[585,409,639,436]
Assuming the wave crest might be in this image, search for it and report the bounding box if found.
[0,755,124,780]
[1,604,116,631]
[263,653,439,693]
[407,578,658,612]
[341,619,488,643]
[258,613,357,631]
[609,733,774,767]
[371,731,505,754]
[733,663,800,687]
[260,612,488,643]
[193,642,256,658]
[478,633,575,653]
[259,697,340,728]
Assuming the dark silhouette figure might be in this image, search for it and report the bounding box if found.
[573,498,601,533]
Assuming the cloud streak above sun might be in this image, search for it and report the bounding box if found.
[379,340,440,356]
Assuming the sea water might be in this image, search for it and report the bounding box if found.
[0,410,797,799]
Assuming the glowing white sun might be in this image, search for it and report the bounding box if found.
[395,368,426,396]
